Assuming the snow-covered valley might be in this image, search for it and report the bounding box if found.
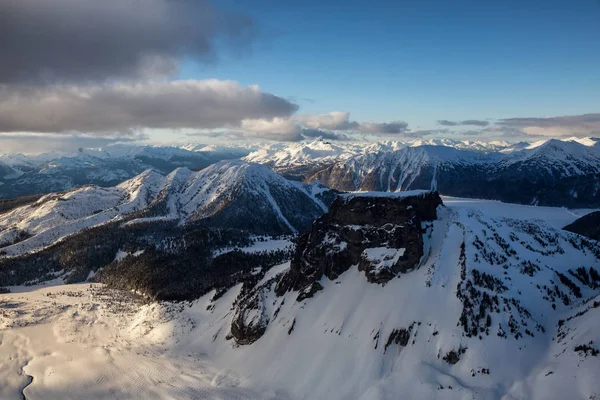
[1,196,599,399]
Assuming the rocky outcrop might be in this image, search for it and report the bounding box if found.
[276,191,443,297]
[564,211,600,241]
[229,282,273,345]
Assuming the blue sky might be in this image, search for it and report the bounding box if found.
[1,0,599,152]
[180,0,600,130]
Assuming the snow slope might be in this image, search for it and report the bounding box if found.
[0,284,286,400]
[172,196,600,400]
[2,196,599,399]
[0,170,166,254]
[0,161,332,255]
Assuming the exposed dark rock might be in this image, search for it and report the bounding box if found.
[384,324,415,353]
[230,282,273,345]
[574,342,599,357]
[276,191,443,295]
[443,346,467,364]
[296,282,324,302]
[564,211,600,241]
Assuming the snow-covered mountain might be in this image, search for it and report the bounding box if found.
[242,138,364,178]
[310,139,600,207]
[408,138,512,152]
[241,137,522,174]
[2,137,598,206]
[179,142,257,158]
[2,192,598,399]
[0,144,253,199]
[499,139,600,176]
[241,138,514,178]
[0,161,334,256]
[209,192,600,399]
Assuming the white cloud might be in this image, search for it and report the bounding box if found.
[497,113,600,137]
[0,80,297,134]
[300,111,358,130]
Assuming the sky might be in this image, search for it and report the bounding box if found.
[0,0,599,153]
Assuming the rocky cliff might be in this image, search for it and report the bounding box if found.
[564,211,600,241]
[230,190,443,344]
[277,190,443,293]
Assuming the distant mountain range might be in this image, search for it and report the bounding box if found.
[310,138,600,207]
[1,137,599,207]
[0,144,255,198]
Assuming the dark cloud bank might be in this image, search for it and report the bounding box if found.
[0,0,254,83]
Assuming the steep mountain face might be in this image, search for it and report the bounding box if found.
[310,140,600,207]
[0,161,334,257]
[140,161,333,235]
[0,145,248,199]
[274,191,442,298]
[564,211,600,241]
[180,192,600,400]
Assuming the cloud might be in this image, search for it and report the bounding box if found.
[239,117,351,141]
[0,133,146,154]
[296,112,408,134]
[300,111,358,130]
[437,119,489,127]
[0,80,298,134]
[301,129,352,141]
[238,111,406,141]
[358,121,409,134]
[461,120,489,127]
[241,111,408,141]
[240,117,304,141]
[497,113,600,137]
[437,120,459,126]
[0,0,255,83]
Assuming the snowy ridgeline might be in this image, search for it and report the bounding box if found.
[1,197,599,399]
[0,161,333,257]
[1,136,600,207]
[243,136,600,172]
[307,138,600,208]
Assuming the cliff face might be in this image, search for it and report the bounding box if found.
[229,191,443,344]
[564,211,600,241]
[276,190,443,293]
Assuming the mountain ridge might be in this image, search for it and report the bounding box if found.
[0,161,335,257]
